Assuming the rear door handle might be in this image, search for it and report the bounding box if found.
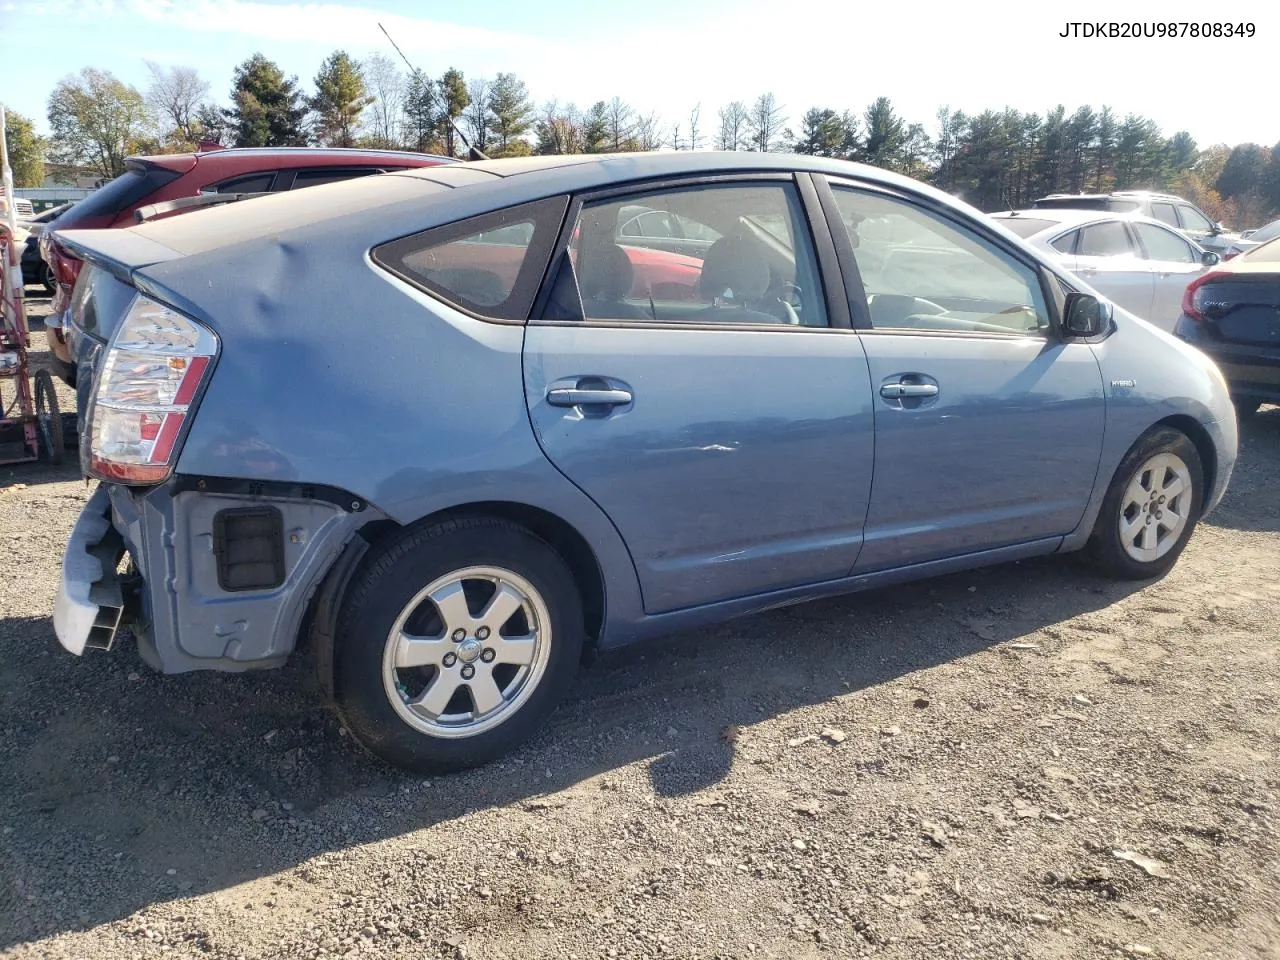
[547,387,634,407]
[880,382,939,399]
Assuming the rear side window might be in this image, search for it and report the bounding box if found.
[55,163,182,224]
[291,168,383,188]
[1050,229,1079,254]
[1078,221,1134,257]
[1103,200,1140,213]
[372,196,569,321]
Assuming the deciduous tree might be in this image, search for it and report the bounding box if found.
[2,110,46,187]
[47,68,154,178]
[144,62,209,145]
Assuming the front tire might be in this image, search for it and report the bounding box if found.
[1086,426,1203,580]
[333,517,585,773]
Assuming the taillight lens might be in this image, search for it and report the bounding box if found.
[1181,270,1230,324]
[87,293,217,484]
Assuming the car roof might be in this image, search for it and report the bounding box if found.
[60,151,1036,265]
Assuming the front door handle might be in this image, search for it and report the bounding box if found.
[880,382,939,399]
[547,386,634,407]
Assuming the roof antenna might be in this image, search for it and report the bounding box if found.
[379,22,489,161]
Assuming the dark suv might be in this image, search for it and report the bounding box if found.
[41,147,457,384]
[1030,191,1240,255]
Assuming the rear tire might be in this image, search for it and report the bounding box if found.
[34,370,64,465]
[1086,426,1203,581]
[332,517,585,773]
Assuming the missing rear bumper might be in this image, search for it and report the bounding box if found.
[53,485,133,655]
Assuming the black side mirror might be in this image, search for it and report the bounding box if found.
[1212,221,1225,234]
[1201,250,1220,266]
[1062,292,1111,338]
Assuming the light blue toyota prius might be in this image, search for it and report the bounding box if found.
[51,152,1237,771]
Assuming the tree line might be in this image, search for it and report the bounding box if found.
[5,51,1279,226]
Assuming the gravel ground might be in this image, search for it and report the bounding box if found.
[2,294,1279,960]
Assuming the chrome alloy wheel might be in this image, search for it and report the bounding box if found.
[382,566,551,739]
[1118,452,1193,564]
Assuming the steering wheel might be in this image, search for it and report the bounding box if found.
[760,280,804,324]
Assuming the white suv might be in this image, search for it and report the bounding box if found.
[1031,190,1240,255]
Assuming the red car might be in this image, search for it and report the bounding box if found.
[42,146,457,385]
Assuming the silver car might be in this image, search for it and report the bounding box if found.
[1029,191,1240,255]
[990,209,1220,331]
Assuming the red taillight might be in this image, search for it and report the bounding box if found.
[86,296,217,485]
[1181,270,1230,323]
[1222,251,1239,261]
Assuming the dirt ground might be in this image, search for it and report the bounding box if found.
[2,294,1278,960]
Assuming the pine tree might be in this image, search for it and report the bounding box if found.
[224,54,308,147]
[310,51,373,148]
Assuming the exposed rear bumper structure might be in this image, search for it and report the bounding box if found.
[53,478,378,673]
[53,485,129,656]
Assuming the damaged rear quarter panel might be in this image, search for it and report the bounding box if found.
[126,175,647,652]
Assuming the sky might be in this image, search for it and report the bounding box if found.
[0,0,1274,149]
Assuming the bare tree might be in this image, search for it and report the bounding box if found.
[669,122,684,151]
[464,77,492,152]
[362,52,404,148]
[606,96,635,150]
[688,103,702,151]
[746,93,784,152]
[716,100,748,150]
[535,99,583,154]
[635,111,663,151]
[144,61,209,143]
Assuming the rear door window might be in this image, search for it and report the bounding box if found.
[1150,202,1179,227]
[1133,223,1198,263]
[1078,221,1135,257]
[545,180,828,328]
[372,196,569,321]
[1176,204,1215,233]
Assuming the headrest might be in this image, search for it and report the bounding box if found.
[697,235,770,303]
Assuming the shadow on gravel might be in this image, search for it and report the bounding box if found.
[0,553,1153,947]
[1202,405,1280,535]
[1,460,82,491]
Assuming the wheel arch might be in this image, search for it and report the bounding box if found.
[1154,414,1216,517]
[304,499,607,700]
